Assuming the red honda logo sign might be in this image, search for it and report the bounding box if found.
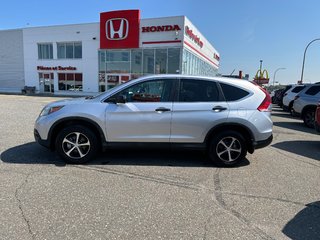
[100,10,140,49]
[106,18,129,40]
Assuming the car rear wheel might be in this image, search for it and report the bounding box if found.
[55,125,98,164]
[303,109,315,128]
[208,131,247,167]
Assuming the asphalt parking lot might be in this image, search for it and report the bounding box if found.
[0,94,319,240]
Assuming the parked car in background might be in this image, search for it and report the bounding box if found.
[272,88,285,106]
[282,84,308,112]
[272,85,292,107]
[292,84,320,128]
[34,75,273,167]
[315,101,320,133]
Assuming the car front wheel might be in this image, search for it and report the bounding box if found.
[208,131,247,167]
[55,125,99,164]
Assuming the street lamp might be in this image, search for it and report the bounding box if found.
[273,67,286,86]
[300,38,320,83]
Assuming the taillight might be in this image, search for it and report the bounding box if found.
[250,82,271,111]
[258,93,271,112]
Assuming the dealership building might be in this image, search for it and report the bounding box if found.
[0,10,220,95]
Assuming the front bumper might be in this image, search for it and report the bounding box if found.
[34,129,51,148]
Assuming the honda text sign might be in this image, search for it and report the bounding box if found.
[100,10,140,49]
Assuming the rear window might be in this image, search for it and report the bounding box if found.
[305,86,320,96]
[179,79,222,102]
[291,86,306,93]
[219,83,250,101]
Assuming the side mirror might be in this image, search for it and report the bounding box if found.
[116,95,126,104]
[107,95,126,104]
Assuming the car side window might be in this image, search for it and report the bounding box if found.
[113,79,174,102]
[219,83,249,101]
[305,86,320,96]
[292,86,305,93]
[178,79,221,102]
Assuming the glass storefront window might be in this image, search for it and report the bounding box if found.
[143,49,155,74]
[155,49,167,74]
[106,50,130,62]
[131,50,142,74]
[98,48,184,91]
[99,52,106,72]
[107,62,130,73]
[168,48,180,74]
[182,48,218,77]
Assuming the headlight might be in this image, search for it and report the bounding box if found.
[40,105,64,117]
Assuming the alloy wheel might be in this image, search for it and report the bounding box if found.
[62,132,91,159]
[216,136,242,162]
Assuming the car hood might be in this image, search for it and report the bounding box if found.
[46,97,93,107]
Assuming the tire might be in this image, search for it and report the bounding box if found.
[288,101,293,113]
[208,131,247,167]
[55,125,99,164]
[303,109,315,128]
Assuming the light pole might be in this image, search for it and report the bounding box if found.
[273,68,286,86]
[300,38,320,83]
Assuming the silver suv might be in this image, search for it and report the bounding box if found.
[34,75,273,166]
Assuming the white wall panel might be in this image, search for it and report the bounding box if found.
[0,29,25,91]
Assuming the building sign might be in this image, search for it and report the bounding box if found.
[37,66,77,71]
[185,26,203,48]
[106,18,129,40]
[142,25,181,33]
[214,53,220,61]
[100,10,140,49]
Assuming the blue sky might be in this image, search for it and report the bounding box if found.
[1,0,320,84]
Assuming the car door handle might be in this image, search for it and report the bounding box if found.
[212,106,227,112]
[155,107,171,112]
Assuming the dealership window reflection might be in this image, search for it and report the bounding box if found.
[58,73,83,91]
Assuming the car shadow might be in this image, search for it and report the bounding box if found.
[0,142,250,168]
[273,121,318,135]
[272,140,320,161]
[282,201,320,240]
[272,111,296,119]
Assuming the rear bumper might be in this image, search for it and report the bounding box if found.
[253,134,273,150]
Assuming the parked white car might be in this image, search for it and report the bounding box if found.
[282,84,308,112]
[292,84,320,127]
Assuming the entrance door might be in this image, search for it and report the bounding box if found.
[39,73,54,93]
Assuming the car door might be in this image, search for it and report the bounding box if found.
[170,78,229,143]
[105,78,175,142]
